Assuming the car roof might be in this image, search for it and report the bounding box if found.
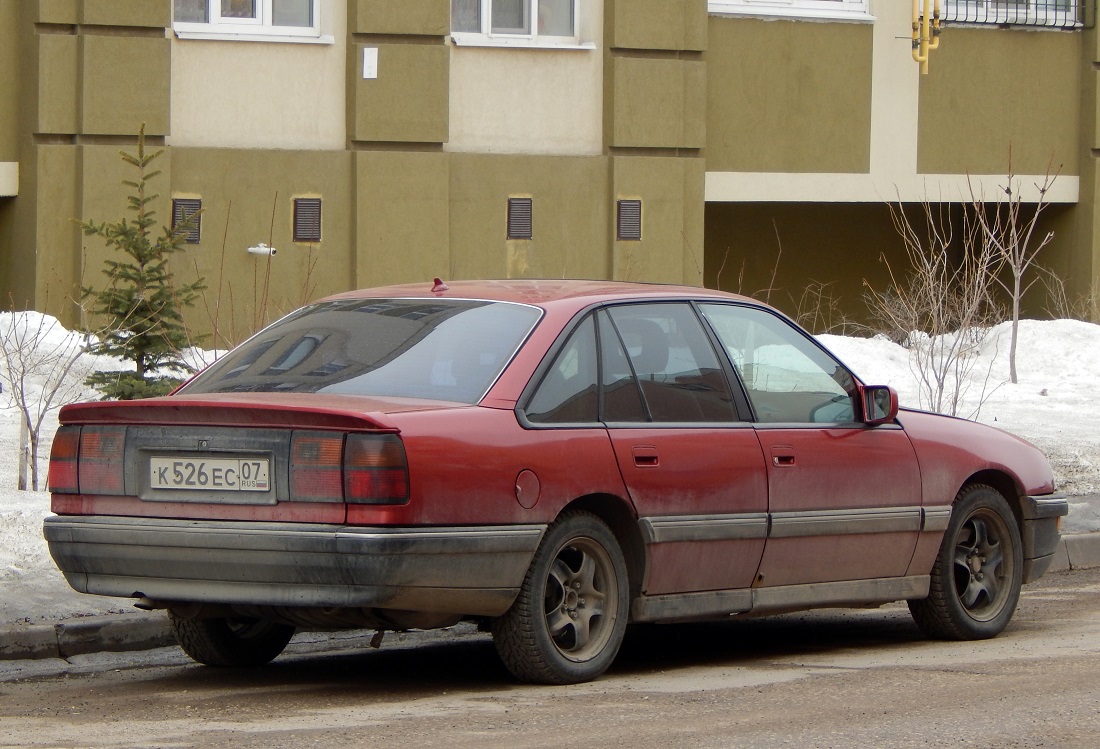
[320,279,755,314]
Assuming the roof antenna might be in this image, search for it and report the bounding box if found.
[431,277,449,293]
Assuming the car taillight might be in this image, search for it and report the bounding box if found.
[344,434,409,504]
[290,432,344,501]
[48,425,81,494]
[78,426,126,494]
[290,431,409,505]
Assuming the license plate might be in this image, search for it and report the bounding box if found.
[149,457,270,492]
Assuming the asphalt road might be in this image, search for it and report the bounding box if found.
[1,567,1098,749]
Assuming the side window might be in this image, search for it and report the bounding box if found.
[526,316,598,424]
[605,304,739,423]
[699,304,857,424]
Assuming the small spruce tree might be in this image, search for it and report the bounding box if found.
[79,125,206,399]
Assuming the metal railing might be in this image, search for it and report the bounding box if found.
[939,1,1089,29]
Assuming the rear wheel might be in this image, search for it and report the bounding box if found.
[492,512,629,684]
[169,611,295,666]
[908,484,1023,640]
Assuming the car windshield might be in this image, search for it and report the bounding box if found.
[181,298,542,403]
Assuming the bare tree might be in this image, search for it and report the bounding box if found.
[970,165,1058,384]
[0,306,91,490]
[865,200,1003,417]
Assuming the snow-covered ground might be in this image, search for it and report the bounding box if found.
[1,314,1098,625]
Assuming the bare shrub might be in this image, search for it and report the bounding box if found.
[865,201,1003,417]
[792,280,860,335]
[1040,269,1100,324]
[0,304,91,490]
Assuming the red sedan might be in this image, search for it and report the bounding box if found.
[45,280,1067,684]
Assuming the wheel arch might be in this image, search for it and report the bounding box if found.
[559,493,645,600]
[959,468,1068,583]
[961,469,1024,528]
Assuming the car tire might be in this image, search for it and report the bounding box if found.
[169,612,295,667]
[908,484,1023,640]
[492,511,629,684]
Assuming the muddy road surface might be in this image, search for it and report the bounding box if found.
[2,568,1098,749]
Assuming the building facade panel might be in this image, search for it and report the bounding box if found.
[917,27,1082,176]
[447,153,612,281]
[82,0,170,28]
[355,150,451,287]
[0,0,19,163]
[612,155,705,284]
[609,56,705,149]
[35,0,80,25]
[352,42,449,144]
[81,35,170,136]
[705,15,872,174]
[37,33,79,135]
[609,0,707,52]
[352,0,448,36]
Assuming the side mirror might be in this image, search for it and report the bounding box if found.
[862,385,899,425]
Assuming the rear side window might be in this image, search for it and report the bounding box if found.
[182,299,542,404]
[524,302,739,425]
[526,316,599,423]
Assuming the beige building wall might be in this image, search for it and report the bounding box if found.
[446,1,604,156]
[169,6,347,150]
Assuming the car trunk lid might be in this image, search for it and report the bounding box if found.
[49,393,458,522]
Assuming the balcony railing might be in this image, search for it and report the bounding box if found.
[940,0,1089,29]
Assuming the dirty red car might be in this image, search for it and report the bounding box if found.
[45,280,1068,684]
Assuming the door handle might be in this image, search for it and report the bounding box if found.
[632,446,659,467]
[770,445,796,467]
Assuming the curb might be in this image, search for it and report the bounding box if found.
[0,612,173,661]
[4,533,1100,663]
[1048,532,1100,573]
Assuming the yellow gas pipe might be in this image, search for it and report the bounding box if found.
[912,0,941,74]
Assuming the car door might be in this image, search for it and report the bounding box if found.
[698,303,922,588]
[597,303,769,596]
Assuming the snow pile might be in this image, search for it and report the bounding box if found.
[1,313,1098,624]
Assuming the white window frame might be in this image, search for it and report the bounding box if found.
[707,0,873,23]
[451,0,593,50]
[174,0,330,43]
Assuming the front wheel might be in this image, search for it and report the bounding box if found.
[492,511,629,684]
[169,611,295,667]
[908,484,1023,640]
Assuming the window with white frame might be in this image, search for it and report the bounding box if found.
[173,0,322,39]
[452,0,580,44]
[707,0,871,22]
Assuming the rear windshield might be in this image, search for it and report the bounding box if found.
[181,299,542,403]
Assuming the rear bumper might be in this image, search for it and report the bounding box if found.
[1020,494,1070,584]
[44,515,545,617]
